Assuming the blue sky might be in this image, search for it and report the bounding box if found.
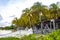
[0,0,60,27]
[0,0,26,6]
[0,0,9,6]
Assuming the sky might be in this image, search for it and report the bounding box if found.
[0,0,60,27]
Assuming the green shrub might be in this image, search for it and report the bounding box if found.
[20,29,60,40]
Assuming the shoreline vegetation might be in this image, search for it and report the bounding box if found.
[0,25,16,30]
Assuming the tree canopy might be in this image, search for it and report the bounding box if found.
[12,2,60,28]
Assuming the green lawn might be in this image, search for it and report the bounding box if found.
[0,37,19,40]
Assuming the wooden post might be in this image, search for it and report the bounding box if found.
[50,22,52,29]
[51,19,55,30]
[53,19,55,30]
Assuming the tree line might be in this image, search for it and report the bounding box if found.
[12,2,60,28]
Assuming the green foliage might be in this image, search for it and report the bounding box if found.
[0,25,16,30]
[0,37,19,40]
[19,29,60,40]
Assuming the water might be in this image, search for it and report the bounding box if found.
[0,30,12,35]
[0,28,33,38]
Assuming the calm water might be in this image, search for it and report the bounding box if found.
[0,30,12,35]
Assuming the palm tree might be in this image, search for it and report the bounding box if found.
[30,2,48,34]
[49,3,59,30]
[30,2,48,21]
[49,3,59,19]
[22,8,30,14]
[12,17,19,28]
